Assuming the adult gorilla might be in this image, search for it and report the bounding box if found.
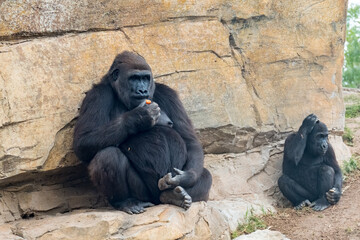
[278,114,342,211]
[73,51,212,214]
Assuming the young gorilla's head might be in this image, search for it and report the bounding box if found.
[157,110,173,128]
[107,51,156,110]
[306,121,329,156]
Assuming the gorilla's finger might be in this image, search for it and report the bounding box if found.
[124,208,133,215]
[141,202,154,208]
[174,168,184,175]
[132,209,140,214]
[167,176,180,185]
[138,100,147,107]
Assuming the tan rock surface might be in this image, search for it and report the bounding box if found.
[0,0,350,238]
[0,0,348,179]
[234,229,290,240]
[0,203,230,240]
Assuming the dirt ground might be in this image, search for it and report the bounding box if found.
[263,115,360,240]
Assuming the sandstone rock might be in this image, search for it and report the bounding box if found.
[0,1,271,39]
[0,203,230,240]
[0,0,348,178]
[329,135,352,165]
[234,229,290,240]
[206,143,283,203]
[208,200,274,232]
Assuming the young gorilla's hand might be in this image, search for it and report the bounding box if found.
[299,113,319,136]
[326,187,341,205]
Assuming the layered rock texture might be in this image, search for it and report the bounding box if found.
[0,0,349,239]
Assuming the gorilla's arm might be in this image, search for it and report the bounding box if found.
[324,144,342,204]
[73,84,156,163]
[283,133,307,166]
[284,114,319,165]
[154,83,203,188]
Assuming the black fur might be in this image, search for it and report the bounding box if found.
[73,51,212,214]
[278,114,342,211]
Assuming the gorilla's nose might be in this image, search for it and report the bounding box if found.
[136,89,149,97]
[167,120,173,128]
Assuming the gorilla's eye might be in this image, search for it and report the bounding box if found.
[129,75,138,81]
[112,69,120,81]
[317,133,328,139]
[143,74,150,81]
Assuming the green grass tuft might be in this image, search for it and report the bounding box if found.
[342,156,360,176]
[231,207,269,238]
[344,94,360,104]
[345,104,360,118]
[343,126,354,146]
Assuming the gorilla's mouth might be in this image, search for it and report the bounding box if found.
[133,96,149,100]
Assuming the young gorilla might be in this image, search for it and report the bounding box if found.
[278,114,342,211]
[73,51,212,214]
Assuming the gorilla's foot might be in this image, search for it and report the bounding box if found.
[294,199,312,210]
[312,197,330,211]
[160,186,192,210]
[111,198,154,215]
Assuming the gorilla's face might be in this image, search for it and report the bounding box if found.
[306,122,329,156]
[108,51,155,110]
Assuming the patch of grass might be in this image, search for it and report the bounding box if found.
[231,207,270,238]
[344,94,360,104]
[345,104,360,118]
[342,156,360,176]
[343,126,354,146]
[345,227,354,234]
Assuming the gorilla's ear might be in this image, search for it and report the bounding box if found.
[111,69,120,81]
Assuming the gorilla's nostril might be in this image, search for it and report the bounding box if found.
[168,121,173,127]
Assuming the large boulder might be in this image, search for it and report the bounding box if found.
[0,0,350,238]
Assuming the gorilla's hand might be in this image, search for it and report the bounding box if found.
[143,101,161,126]
[158,168,187,190]
[135,100,161,128]
[299,113,319,135]
[326,187,341,205]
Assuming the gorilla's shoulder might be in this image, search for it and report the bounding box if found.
[86,82,113,96]
[155,83,179,98]
[83,82,115,105]
[90,82,113,93]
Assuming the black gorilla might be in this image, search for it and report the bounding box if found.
[278,114,342,211]
[73,51,212,214]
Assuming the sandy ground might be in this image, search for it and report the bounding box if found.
[263,113,360,240]
[264,173,360,240]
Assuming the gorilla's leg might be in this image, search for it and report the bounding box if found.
[312,165,335,211]
[278,174,314,209]
[159,168,212,210]
[318,165,335,195]
[185,168,212,201]
[88,147,153,214]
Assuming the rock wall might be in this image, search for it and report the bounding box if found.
[0,0,350,238]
